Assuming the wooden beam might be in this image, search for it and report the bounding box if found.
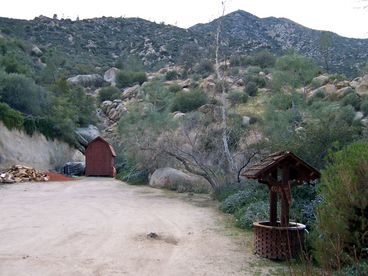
[269,188,278,226]
[281,165,290,227]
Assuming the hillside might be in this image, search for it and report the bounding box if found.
[191,10,368,77]
[0,10,367,77]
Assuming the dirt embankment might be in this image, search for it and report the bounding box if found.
[0,121,83,171]
[0,178,278,275]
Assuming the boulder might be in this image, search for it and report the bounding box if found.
[361,118,368,127]
[122,85,140,100]
[104,67,119,85]
[149,167,210,193]
[350,77,362,89]
[335,80,350,89]
[67,74,104,87]
[241,116,257,127]
[173,112,186,120]
[31,45,43,57]
[177,79,192,89]
[75,125,100,147]
[311,84,337,97]
[356,74,368,96]
[312,75,329,87]
[62,162,85,176]
[354,111,364,121]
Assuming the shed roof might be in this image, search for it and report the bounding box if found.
[88,137,116,157]
[242,151,320,181]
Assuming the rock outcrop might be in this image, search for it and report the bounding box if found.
[100,100,128,122]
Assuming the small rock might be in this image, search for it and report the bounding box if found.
[354,111,364,121]
[147,232,159,239]
[31,45,43,57]
[173,112,186,120]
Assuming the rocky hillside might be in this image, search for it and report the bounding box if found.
[191,10,368,77]
[0,10,367,77]
[0,16,210,71]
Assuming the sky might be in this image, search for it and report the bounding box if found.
[1,0,367,39]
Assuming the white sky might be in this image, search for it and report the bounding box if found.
[1,0,367,38]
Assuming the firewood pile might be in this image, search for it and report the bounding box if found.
[0,165,49,183]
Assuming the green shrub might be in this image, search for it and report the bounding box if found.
[23,116,37,135]
[253,50,276,69]
[194,59,214,76]
[98,86,121,102]
[165,70,179,81]
[213,182,245,202]
[117,169,149,185]
[171,90,208,112]
[235,200,269,229]
[245,81,258,96]
[219,182,267,214]
[0,73,49,115]
[227,91,248,107]
[116,70,147,88]
[341,93,361,110]
[340,261,368,276]
[313,141,368,269]
[168,83,182,93]
[359,99,368,115]
[0,102,24,129]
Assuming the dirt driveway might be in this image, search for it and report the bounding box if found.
[0,178,276,275]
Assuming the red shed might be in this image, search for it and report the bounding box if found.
[85,137,116,177]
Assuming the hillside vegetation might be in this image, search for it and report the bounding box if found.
[0,11,367,274]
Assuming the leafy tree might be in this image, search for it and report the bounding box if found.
[253,50,276,69]
[314,141,368,269]
[0,72,50,115]
[0,102,24,129]
[261,93,360,169]
[274,53,318,90]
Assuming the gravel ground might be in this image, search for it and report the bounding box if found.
[0,177,271,276]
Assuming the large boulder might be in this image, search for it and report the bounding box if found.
[75,125,100,147]
[149,167,210,193]
[310,84,337,97]
[355,74,368,96]
[312,75,329,87]
[122,85,140,100]
[67,74,104,87]
[104,67,119,85]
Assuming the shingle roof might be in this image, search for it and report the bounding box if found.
[242,151,320,181]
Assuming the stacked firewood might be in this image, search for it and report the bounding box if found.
[0,165,49,183]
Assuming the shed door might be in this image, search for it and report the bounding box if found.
[86,141,111,176]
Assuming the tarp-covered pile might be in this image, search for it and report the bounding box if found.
[0,165,49,183]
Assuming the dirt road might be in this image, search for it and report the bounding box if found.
[0,178,274,275]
